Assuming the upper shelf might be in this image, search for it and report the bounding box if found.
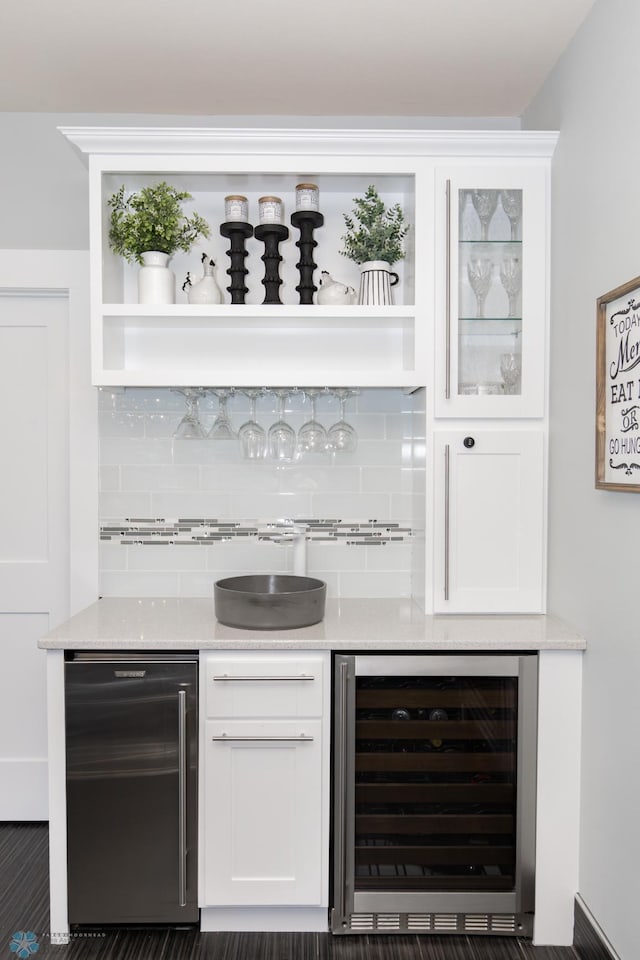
[61,126,557,388]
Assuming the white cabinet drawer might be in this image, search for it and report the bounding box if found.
[204,654,324,718]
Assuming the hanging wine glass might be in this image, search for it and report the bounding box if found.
[327,388,358,454]
[267,389,297,462]
[172,388,206,439]
[467,258,494,319]
[500,190,523,241]
[499,256,522,318]
[238,389,266,459]
[207,388,236,440]
[471,189,498,241]
[297,388,327,456]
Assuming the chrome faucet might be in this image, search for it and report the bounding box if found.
[260,520,308,576]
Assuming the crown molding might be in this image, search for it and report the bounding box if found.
[58,126,558,161]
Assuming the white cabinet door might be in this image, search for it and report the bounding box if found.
[434,165,548,418]
[433,429,545,612]
[203,719,323,906]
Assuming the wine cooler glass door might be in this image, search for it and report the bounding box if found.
[332,654,538,936]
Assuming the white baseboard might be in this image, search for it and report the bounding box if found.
[0,759,48,820]
[200,906,328,932]
[576,894,621,960]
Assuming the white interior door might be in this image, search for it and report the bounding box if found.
[0,252,97,819]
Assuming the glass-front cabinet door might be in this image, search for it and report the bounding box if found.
[434,166,548,418]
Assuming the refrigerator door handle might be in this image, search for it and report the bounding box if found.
[178,688,187,908]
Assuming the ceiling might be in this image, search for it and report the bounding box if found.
[0,0,596,117]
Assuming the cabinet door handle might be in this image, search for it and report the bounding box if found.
[211,734,314,742]
[212,674,315,682]
[444,443,451,602]
[177,689,187,908]
[445,178,452,401]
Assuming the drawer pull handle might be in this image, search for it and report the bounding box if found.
[212,674,315,682]
[212,734,314,742]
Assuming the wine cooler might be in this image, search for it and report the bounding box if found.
[331,654,537,937]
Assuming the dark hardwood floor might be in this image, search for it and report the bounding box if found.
[0,823,586,960]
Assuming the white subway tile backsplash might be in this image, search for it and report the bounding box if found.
[204,540,286,573]
[171,437,237,465]
[99,491,152,517]
[121,464,200,492]
[151,491,233,517]
[339,571,411,598]
[275,465,360,494]
[100,438,174,466]
[200,463,280,494]
[144,413,184,438]
[98,387,420,600]
[350,440,405,466]
[126,544,208,572]
[99,410,146,438]
[229,491,313,518]
[308,543,371,572]
[364,541,413,571]
[310,492,391,519]
[99,570,180,597]
[390,493,416,524]
[361,466,411,494]
[177,573,221,598]
[100,465,120,492]
[356,388,407,414]
[99,542,128,571]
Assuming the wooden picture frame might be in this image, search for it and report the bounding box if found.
[596,275,640,491]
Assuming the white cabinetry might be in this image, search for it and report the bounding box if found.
[432,429,545,613]
[61,126,556,615]
[61,128,438,387]
[200,652,330,921]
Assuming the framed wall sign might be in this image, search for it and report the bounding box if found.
[596,275,640,491]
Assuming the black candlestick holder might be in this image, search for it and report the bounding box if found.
[290,210,324,305]
[254,223,289,305]
[219,221,254,304]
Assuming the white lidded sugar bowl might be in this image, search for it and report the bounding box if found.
[183,253,223,305]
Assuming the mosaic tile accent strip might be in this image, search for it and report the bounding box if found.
[100,518,413,547]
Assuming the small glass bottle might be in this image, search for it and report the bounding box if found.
[258,196,283,225]
[224,195,249,223]
[295,183,319,212]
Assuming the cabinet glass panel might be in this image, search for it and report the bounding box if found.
[457,188,522,398]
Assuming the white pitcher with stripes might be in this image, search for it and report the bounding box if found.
[358,260,399,305]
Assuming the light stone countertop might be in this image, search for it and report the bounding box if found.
[39,597,586,651]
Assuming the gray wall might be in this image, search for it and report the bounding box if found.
[0,112,519,251]
[524,2,638,957]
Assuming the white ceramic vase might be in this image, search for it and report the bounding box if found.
[358,260,399,306]
[137,251,175,304]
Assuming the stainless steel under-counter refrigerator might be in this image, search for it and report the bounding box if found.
[64,652,198,926]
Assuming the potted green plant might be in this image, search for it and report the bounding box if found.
[107,181,211,304]
[340,184,409,305]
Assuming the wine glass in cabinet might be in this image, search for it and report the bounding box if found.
[435,167,548,418]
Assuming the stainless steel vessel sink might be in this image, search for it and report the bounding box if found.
[214,574,327,630]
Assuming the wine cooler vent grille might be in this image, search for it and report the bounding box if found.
[343,912,527,936]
